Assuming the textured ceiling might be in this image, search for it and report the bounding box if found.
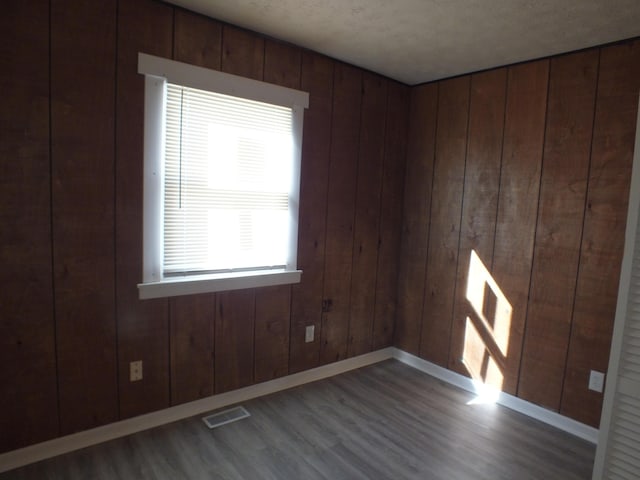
[166,0,640,85]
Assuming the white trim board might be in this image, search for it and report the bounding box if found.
[0,349,393,474]
[392,348,599,444]
[0,346,598,473]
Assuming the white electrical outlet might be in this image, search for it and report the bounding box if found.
[130,360,143,382]
[588,370,605,392]
[305,325,315,343]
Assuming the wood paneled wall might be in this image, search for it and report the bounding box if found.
[3,0,639,455]
[397,40,640,427]
[0,0,57,451]
[0,0,408,453]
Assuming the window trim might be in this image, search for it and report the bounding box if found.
[137,53,308,299]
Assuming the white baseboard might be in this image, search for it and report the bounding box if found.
[0,348,394,474]
[0,346,598,473]
[391,348,599,444]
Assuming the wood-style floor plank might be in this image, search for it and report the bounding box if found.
[2,361,594,480]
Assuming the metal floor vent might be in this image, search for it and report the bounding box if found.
[202,406,250,429]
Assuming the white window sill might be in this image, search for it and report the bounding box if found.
[138,269,302,299]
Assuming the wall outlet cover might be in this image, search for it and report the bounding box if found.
[588,370,605,393]
[130,360,143,382]
[305,325,315,343]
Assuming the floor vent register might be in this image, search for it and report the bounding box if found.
[202,406,251,429]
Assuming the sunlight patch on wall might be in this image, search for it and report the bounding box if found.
[462,250,513,399]
[466,250,512,357]
[463,316,504,390]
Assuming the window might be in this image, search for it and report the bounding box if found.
[137,53,308,299]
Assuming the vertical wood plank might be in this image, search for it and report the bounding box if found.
[116,0,173,419]
[215,290,255,393]
[51,0,118,434]
[319,63,362,364]
[419,76,470,366]
[448,69,506,382]
[348,72,388,357]
[213,22,265,391]
[252,39,302,382]
[264,39,301,88]
[561,40,640,427]
[254,286,291,382]
[491,60,549,395]
[170,295,215,405]
[174,8,222,71]
[518,50,599,410]
[289,52,333,373]
[168,6,221,407]
[221,25,264,81]
[395,83,438,354]
[372,83,409,349]
[0,0,58,453]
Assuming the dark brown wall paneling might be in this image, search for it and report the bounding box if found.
[372,83,410,349]
[168,8,221,407]
[115,0,173,419]
[562,40,640,427]
[320,63,362,364]
[174,8,222,71]
[221,25,264,81]
[0,0,57,453]
[289,52,333,373]
[348,73,388,357]
[2,0,414,453]
[518,50,599,411]
[169,295,215,404]
[264,39,301,89]
[403,42,640,426]
[253,40,302,383]
[394,84,438,354]
[215,290,256,393]
[491,60,549,395]
[254,286,291,382]
[448,69,507,384]
[4,0,637,450]
[419,77,470,366]
[51,0,118,434]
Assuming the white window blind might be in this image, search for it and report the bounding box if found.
[138,53,307,299]
[164,84,293,276]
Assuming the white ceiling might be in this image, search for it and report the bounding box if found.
[166,0,640,85]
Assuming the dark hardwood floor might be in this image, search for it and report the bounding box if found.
[2,360,595,479]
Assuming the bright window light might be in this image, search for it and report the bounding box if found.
[137,53,308,299]
[164,84,292,275]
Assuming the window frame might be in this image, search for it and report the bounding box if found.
[137,53,308,300]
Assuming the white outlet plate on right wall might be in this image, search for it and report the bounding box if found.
[588,370,605,393]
